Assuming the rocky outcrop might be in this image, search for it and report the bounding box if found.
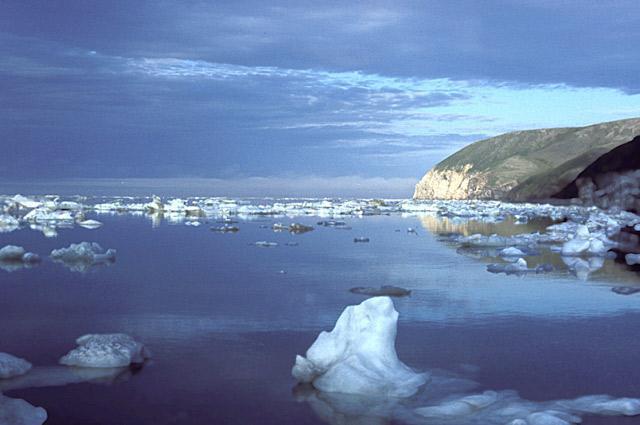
[413,117,640,201]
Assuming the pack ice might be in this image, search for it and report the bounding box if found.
[291,297,427,397]
[59,334,149,368]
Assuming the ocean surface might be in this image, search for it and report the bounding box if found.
[1,205,640,424]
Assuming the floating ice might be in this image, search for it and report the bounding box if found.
[50,242,116,272]
[0,353,32,379]
[414,390,640,425]
[486,258,542,275]
[0,246,27,261]
[349,286,411,297]
[415,390,499,418]
[253,241,278,247]
[561,225,612,257]
[59,333,149,368]
[0,246,41,272]
[562,256,604,281]
[0,394,47,425]
[211,225,239,233]
[626,253,640,265]
[291,297,427,397]
[273,223,314,234]
[0,215,19,233]
[11,194,42,210]
[78,219,103,229]
[500,247,526,257]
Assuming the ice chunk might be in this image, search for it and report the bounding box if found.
[349,286,411,297]
[560,394,640,416]
[253,241,278,247]
[0,215,19,233]
[0,246,26,261]
[626,253,640,265]
[416,391,499,417]
[0,394,47,425]
[291,297,427,397]
[500,247,526,257]
[50,242,116,272]
[211,225,239,233]
[11,195,42,210]
[59,333,149,368]
[0,353,32,379]
[0,246,41,272]
[487,258,529,275]
[77,219,103,229]
[561,238,591,256]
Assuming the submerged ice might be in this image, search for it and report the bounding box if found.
[292,297,427,397]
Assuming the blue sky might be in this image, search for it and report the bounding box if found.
[2,0,640,197]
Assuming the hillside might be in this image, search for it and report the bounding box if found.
[413,117,640,201]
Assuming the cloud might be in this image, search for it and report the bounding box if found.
[1,28,640,189]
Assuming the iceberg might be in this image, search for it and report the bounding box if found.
[291,297,427,397]
[50,242,116,272]
[59,334,149,368]
[0,353,32,379]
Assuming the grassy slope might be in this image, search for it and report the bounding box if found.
[431,117,640,200]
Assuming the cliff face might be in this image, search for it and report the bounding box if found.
[413,117,640,201]
[413,165,505,200]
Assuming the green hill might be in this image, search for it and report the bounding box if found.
[413,117,640,201]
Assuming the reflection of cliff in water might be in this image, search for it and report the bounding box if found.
[419,214,640,284]
[418,215,553,237]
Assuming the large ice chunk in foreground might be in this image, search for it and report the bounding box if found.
[0,394,47,425]
[291,297,427,397]
[0,353,32,379]
[59,334,149,368]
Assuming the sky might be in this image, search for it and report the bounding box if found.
[2,0,640,197]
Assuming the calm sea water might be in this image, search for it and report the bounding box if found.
[1,211,640,424]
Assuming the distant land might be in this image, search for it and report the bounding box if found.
[414,117,640,210]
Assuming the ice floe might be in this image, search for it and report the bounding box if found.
[59,333,149,368]
[253,241,278,247]
[291,297,427,397]
[77,219,103,229]
[1,194,639,280]
[0,246,41,272]
[0,394,47,425]
[50,242,116,272]
[0,353,32,379]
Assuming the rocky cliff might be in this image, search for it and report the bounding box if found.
[413,117,640,201]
